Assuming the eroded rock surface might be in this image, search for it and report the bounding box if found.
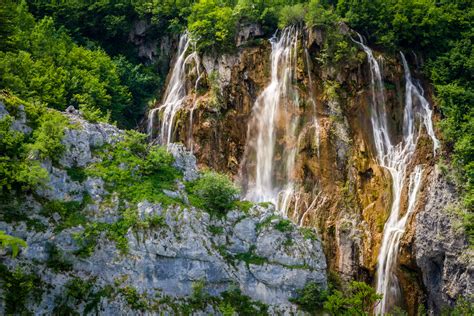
[415,169,473,313]
[0,108,327,315]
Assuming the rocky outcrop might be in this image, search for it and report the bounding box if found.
[155,25,474,314]
[0,106,327,314]
[415,168,473,313]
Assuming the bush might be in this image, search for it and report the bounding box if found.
[324,281,382,315]
[290,282,328,313]
[86,130,180,205]
[188,0,237,53]
[278,4,306,29]
[291,280,382,315]
[0,264,43,314]
[305,0,339,28]
[188,171,239,215]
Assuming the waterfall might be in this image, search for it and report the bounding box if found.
[354,35,439,314]
[147,32,200,146]
[242,27,301,216]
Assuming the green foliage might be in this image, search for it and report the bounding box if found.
[187,171,239,215]
[41,199,88,232]
[54,277,114,315]
[291,280,382,315]
[208,225,224,235]
[290,281,328,313]
[66,166,87,183]
[274,219,293,232]
[27,109,69,161]
[441,297,474,316]
[86,130,180,205]
[0,93,73,194]
[305,0,339,28]
[186,281,268,315]
[74,208,166,256]
[234,245,267,265]
[219,286,268,315]
[300,227,319,240]
[278,4,306,28]
[0,230,27,257]
[46,243,73,272]
[0,264,43,315]
[188,0,237,53]
[119,285,149,310]
[323,281,382,315]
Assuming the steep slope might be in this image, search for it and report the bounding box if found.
[147,24,473,314]
[0,102,326,314]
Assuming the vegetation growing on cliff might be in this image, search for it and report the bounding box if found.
[290,280,382,315]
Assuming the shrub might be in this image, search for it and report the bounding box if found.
[188,171,239,215]
[290,282,328,313]
[278,4,306,29]
[323,281,382,315]
[305,0,339,28]
[86,130,180,205]
[0,230,27,257]
[188,0,237,53]
[0,264,43,314]
[274,219,293,232]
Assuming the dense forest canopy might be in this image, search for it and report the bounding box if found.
[0,0,472,233]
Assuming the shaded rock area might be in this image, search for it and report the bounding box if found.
[0,106,327,315]
[415,168,473,314]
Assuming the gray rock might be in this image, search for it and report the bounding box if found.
[168,143,198,181]
[236,23,264,47]
[59,114,122,168]
[0,108,327,314]
[415,168,474,314]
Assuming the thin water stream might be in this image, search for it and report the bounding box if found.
[353,35,439,314]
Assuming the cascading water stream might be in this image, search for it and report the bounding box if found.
[354,35,439,314]
[147,32,200,146]
[242,27,301,216]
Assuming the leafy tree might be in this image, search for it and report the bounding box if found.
[278,3,307,28]
[188,0,237,53]
[188,171,239,214]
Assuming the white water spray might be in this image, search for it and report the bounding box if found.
[243,27,301,216]
[147,33,200,145]
[354,35,439,313]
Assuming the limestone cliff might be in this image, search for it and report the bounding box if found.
[147,24,473,314]
[0,103,326,314]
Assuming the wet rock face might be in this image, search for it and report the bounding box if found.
[415,169,473,314]
[0,109,327,314]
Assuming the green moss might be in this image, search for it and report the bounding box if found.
[256,215,279,231]
[0,230,27,258]
[219,287,268,315]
